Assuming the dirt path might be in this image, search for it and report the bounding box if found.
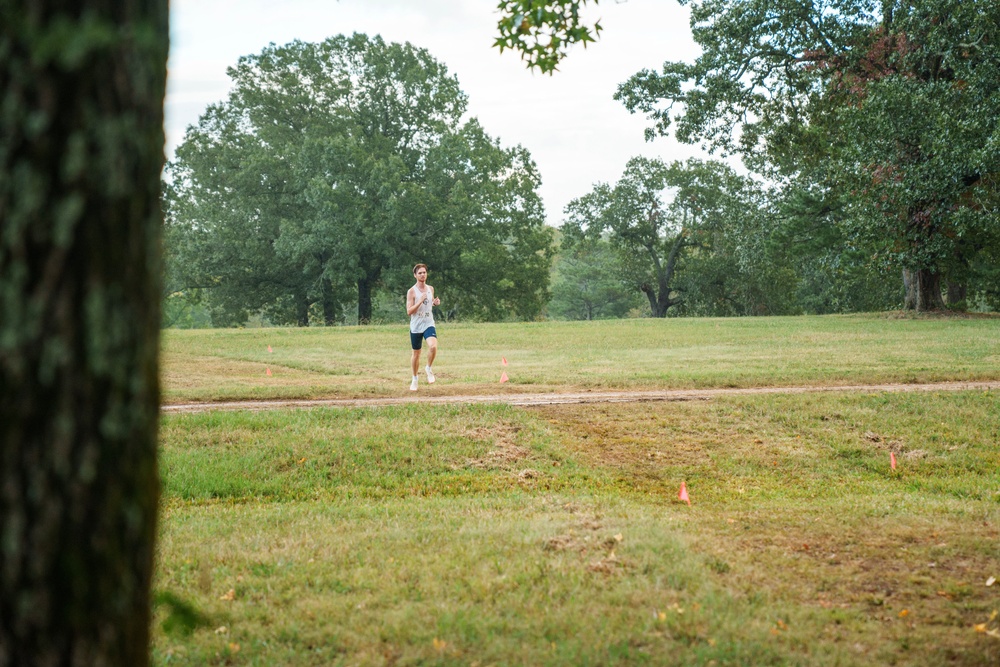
[162,380,1000,413]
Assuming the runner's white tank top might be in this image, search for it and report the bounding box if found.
[410,285,435,334]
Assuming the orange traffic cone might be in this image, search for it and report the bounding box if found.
[678,481,691,506]
[501,356,508,366]
[890,451,897,470]
[267,345,273,353]
[500,371,509,384]
[266,367,272,377]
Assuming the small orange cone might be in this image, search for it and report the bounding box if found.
[266,367,272,377]
[678,481,691,506]
[500,371,509,383]
[501,356,508,366]
[267,345,273,353]
[890,451,897,470]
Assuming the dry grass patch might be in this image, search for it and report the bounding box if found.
[452,422,531,471]
[532,391,1000,666]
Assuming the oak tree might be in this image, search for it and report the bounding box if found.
[0,1,167,664]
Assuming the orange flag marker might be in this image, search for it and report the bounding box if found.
[501,356,508,366]
[500,371,509,384]
[266,367,272,377]
[267,345,273,353]
[890,451,897,470]
[678,481,691,506]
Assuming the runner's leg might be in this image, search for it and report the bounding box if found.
[426,336,437,368]
[411,348,421,376]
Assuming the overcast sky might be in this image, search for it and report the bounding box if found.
[166,0,704,225]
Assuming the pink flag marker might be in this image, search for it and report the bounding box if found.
[267,345,273,353]
[266,367,272,377]
[890,451,897,470]
[501,356,508,366]
[678,481,691,506]
[500,371,509,384]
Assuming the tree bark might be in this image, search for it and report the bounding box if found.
[902,268,945,311]
[0,2,167,666]
[295,289,310,327]
[357,269,380,324]
[640,283,665,317]
[321,276,339,326]
[902,268,917,310]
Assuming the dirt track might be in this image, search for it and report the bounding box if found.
[162,380,1000,413]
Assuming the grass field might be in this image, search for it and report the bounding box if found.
[161,314,1000,402]
[154,315,1000,665]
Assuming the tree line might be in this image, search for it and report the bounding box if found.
[510,0,1000,317]
[168,7,1000,325]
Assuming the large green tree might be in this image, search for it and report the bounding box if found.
[563,157,752,317]
[613,0,1000,311]
[169,34,551,325]
[497,0,1000,312]
[0,1,166,664]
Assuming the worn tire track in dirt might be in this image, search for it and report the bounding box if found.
[162,380,1000,414]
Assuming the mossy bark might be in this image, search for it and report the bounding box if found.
[0,1,168,665]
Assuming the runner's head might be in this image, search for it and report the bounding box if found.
[413,263,428,279]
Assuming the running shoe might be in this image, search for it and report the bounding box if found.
[409,377,418,391]
[425,365,435,384]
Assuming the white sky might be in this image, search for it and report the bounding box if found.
[166,0,705,225]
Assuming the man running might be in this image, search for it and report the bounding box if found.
[406,263,440,391]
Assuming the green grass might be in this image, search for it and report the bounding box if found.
[161,314,1000,402]
[154,390,1000,666]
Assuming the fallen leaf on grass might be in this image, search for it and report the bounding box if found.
[219,589,235,601]
[987,576,996,587]
[214,626,228,635]
[614,533,623,542]
[433,638,448,652]
[898,609,909,618]
[228,643,240,653]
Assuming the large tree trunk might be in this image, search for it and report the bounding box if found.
[0,2,167,666]
[295,289,310,327]
[640,283,665,317]
[902,268,917,310]
[357,269,380,324]
[902,268,945,311]
[321,276,339,326]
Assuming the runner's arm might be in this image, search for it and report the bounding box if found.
[405,288,423,316]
